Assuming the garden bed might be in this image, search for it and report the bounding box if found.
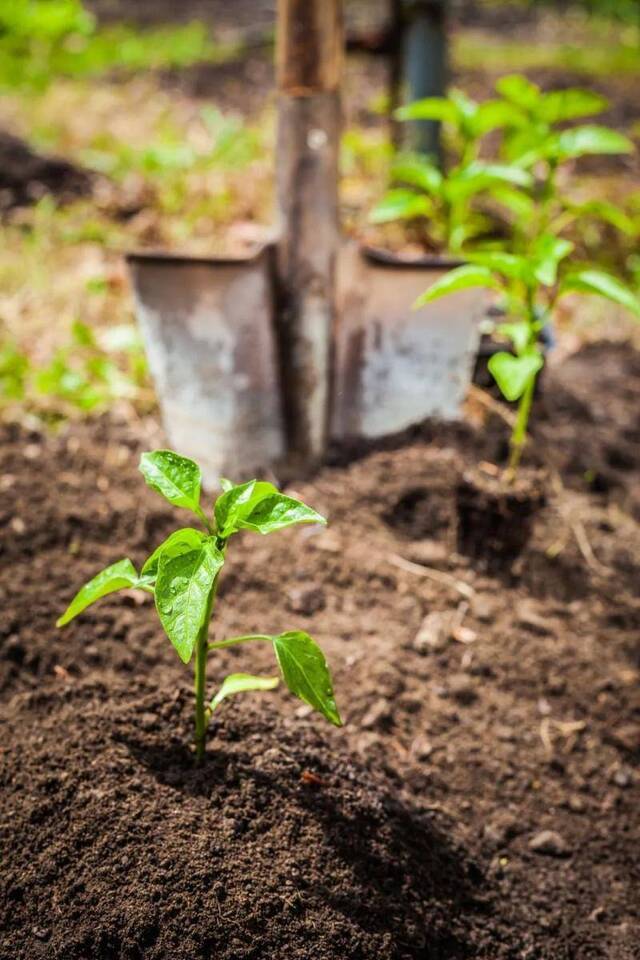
[1,341,639,959]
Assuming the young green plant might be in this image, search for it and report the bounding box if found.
[494,74,636,251]
[369,88,533,253]
[418,243,640,476]
[57,450,341,760]
[411,76,640,476]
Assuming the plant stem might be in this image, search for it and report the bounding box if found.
[207,633,272,652]
[506,372,535,480]
[196,506,214,535]
[194,577,219,763]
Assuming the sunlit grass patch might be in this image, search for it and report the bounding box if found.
[455,27,640,77]
[0,0,235,92]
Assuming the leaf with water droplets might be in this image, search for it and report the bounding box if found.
[139,450,202,517]
[57,558,142,627]
[272,631,341,726]
[155,540,224,663]
[215,481,326,538]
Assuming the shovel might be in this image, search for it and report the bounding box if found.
[127,0,483,486]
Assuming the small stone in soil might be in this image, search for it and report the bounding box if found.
[448,673,478,705]
[471,594,495,622]
[5,635,25,664]
[286,585,325,616]
[529,830,571,857]
[360,697,392,730]
[610,765,633,788]
[494,724,516,742]
[482,813,518,848]
[412,611,450,654]
[452,624,477,644]
[516,600,554,636]
[139,712,158,731]
[410,735,434,760]
[546,674,567,695]
[609,722,640,755]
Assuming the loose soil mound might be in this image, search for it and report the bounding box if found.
[0,681,486,960]
[1,341,639,958]
[0,131,93,212]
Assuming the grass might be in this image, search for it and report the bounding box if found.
[0,0,237,92]
[455,11,640,77]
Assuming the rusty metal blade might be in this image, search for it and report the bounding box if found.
[126,248,284,488]
[332,243,486,441]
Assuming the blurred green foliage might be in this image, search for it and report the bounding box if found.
[0,319,149,422]
[0,0,222,91]
[526,0,640,24]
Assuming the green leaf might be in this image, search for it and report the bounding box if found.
[449,88,478,123]
[496,321,531,355]
[502,124,550,166]
[488,349,544,402]
[568,200,634,235]
[396,97,457,124]
[414,265,501,307]
[462,162,533,189]
[391,156,443,194]
[215,480,326,538]
[465,251,530,282]
[487,185,535,219]
[209,673,279,712]
[57,558,140,627]
[559,270,640,317]
[550,125,634,160]
[444,163,533,203]
[155,540,224,663]
[496,74,541,111]
[240,495,326,535]
[532,235,574,286]
[214,479,278,536]
[219,477,234,492]
[369,188,432,224]
[538,88,608,123]
[473,98,525,135]
[272,631,341,726]
[142,527,205,579]
[139,450,202,515]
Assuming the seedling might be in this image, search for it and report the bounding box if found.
[494,74,635,251]
[58,450,341,760]
[411,77,640,476]
[369,88,534,253]
[419,245,640,476]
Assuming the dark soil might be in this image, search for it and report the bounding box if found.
[1,340,640,958]
[0,131,93,212]
[455,466,547,573]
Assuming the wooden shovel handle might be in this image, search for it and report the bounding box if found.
[277,0,343,95]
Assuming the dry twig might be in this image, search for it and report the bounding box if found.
[388,553,475,599]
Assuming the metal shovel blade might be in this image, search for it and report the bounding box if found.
[332,243,485,441]
[127,248,284,487]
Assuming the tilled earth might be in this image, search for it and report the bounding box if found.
[1,340,639,959]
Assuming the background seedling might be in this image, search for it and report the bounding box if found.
[420,246,640,476]
[404,76,640,476]
[58,450,341,760]
[369,88,534,253]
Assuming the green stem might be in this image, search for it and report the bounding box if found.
[207,633,272,652]
[507,372,535,479]
[196,506,214,535]
[194,577,219,763]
